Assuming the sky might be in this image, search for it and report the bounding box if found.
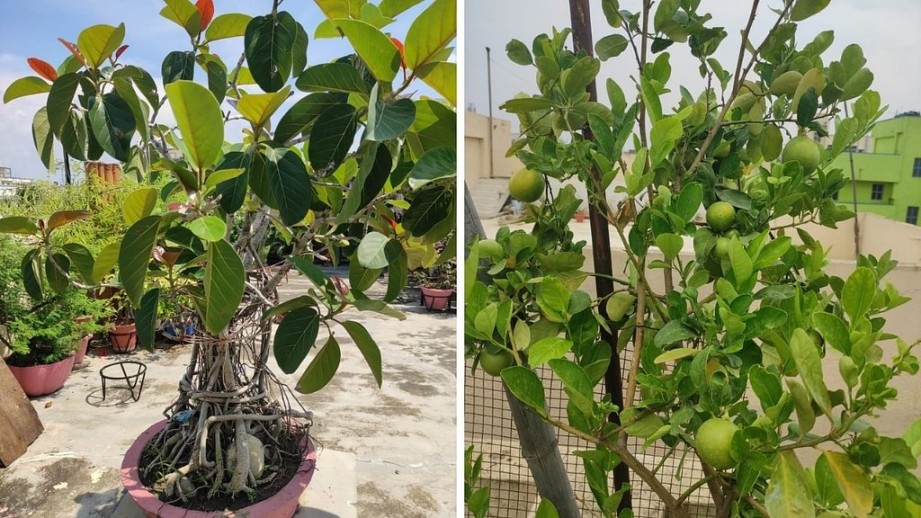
[0,0,429,181]
[465,0,921,135]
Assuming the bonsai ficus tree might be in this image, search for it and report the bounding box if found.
[2,0,455,507]
[466,0,921,516]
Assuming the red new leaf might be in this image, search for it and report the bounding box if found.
[115,45,129,60]
[27,58,57,81]
[196,0,214,32]
[58,38,86,66]
[390,37,406,71]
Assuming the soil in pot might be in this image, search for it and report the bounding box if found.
[137,423,308,512]
[109,323,137,353]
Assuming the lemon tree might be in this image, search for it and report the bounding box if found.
[508,168,546,202]
[466,1,920,517]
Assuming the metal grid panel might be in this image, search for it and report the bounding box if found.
[464,346,715,518]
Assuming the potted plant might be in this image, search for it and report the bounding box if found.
[5,289,102,396]
[1,0,456,514]
[106,289,137,354]
[420,260,457,311]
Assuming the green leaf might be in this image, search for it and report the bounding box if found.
[536,277,570,322]
[342,320,383,387]
[295,63,370,95]
[162,51,195,84]
[812,312,851,355]
[308,104,357,171]
[123,187,158,226]
[119,216,161,306]
[815,454,846,507]
[368,87,416,141]
[275,307,320,373]
[403,185,453,237]
[840,68,873,102]
[787,378,816,435]
[206,13,252,41]
[274,92,343,144]
[384,241,408,302]
[297,336,341,393]
[44,253,70,294]
[791,328,832,417]
[535,499,559,518]
[655,233,683,261]
[379,0,423,17]
[506,39,532,65]
[415,61,456,105]
[236,86,291,127]
[653,347,698,364]
[204,168,245,189]
[791,0,831,21]
[500,366,547,417]
[349,259,382,294]
[88,93,135,161]
[188,216,227,242]
[91,242,119,284]
[136,288,160,349]
[765,451,815,518]
[408,146,455,189]
[46,73,79,138]
[596,34,629,61]
[165,80,224,171]
[330,20,400,82]
[655,320,696,347]
[824,452,873,517]
[266,149,312,226]
[63,244,95,284]
[356,232,394,269]
[21,250,42,301]
[750,365,783,410]
[562,56,600,98]
[0,216,39,235]
[403,0,455,69]
[529,337,573,367]
[32,107,55,172]
[77,23,125,68]
[112,77,149,142]
[213,153,250,213]
[729,237,753,284]
[675,183,702,221]
[548,359,594,415]
[160,0,201,36]
[336,144,392,223]
[245,12,299,92]
[842,267,876,322]
[204,239,245,335]
[3,77,51,103]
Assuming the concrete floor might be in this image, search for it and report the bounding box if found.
[0,274,457,517]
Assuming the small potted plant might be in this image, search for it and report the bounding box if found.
[5,289,101,396]
[420,260,457,312]
[106,289,137,353]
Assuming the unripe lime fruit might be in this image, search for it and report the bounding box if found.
[605,291,636,322]
[479,346,514,376]
[782,135,821,174]
[706,202,737,232]
[477,239,503,259]
[714,236,732,258]
[770,70,803,96]
[712,141,731,158]
[508,169,546,203]
[696,418,740,470]
[730,93,757,112]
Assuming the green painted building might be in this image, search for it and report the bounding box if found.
[829,113,921,225]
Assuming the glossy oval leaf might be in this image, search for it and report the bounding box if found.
[160,0,202,36]
[122,187,158,226]
[0,216,39,235]
[266,149,312,226]
[403,0,456,70]
[48,210,91,231]
[295,63,370,95]
[356,231,392,269]
[204,239,245,335]
[842,267,876,322]
[165,80,224,171]
[212,153,251,213]
[46,72,80,137]
[162,50,196,84]
[206,13,252,41]
[91,242,120,284]
[77,23,125,68]
[308,104,357,171]
[330,19,400,82]
[188,215,227,242]
[416,61,456,105]
[368,89,416,141]
[62,243,95,284]
[297,335,341,394]
[119,216,161,306]
[3,77,51,103]
[45,253,71,294]
[21,250,43,301]
[341,320,383,387]
[32,107,55,172]
[500,366,547,418]
[274,92,344,144]
[236,86,291,127]
[136,288,160,349]
[244,11,298,92]
[790,328,832,417]
[765,451,815,518]
[408,146,455,189]
[274,306,320,374]
[823,452,872,517]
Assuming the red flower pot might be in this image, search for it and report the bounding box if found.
[8,355,76,397]
[421,287,454,311]
[122,420,317,518]
[109,323,138,353]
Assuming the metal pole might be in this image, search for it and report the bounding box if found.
[486,47,495,178]
[567,0,632,511]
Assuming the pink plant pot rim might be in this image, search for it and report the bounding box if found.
[121,420,317,518]
[420,287,455,296]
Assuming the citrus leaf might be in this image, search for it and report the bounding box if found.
[790,328,832,417]
[824,451,872,518]
[842,267,876,322]
[500,366,547,417]
[765,451,815,518]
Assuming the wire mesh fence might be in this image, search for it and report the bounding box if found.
[464,345,715,518]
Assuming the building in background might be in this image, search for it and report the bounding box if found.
[829,113,921,225]
[0,167,35,199]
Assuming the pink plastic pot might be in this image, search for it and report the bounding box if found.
[122,420,317,518]
[8,355,76,397]
[421,287,454,311]
[74,335,92,365]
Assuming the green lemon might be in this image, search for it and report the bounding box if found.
[477,239,503,259]
[696,418,740,470]
[706,202,737,232]
[479,346,514,376]
[782,135,821,174]
[714,236,732,258]
[770,70,803,96]
[508,169,546,203]
[605,291,636,322]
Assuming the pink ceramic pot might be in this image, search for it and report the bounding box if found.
[122,420,317,518]
[8,355,76,397]
[421,287,454,311]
